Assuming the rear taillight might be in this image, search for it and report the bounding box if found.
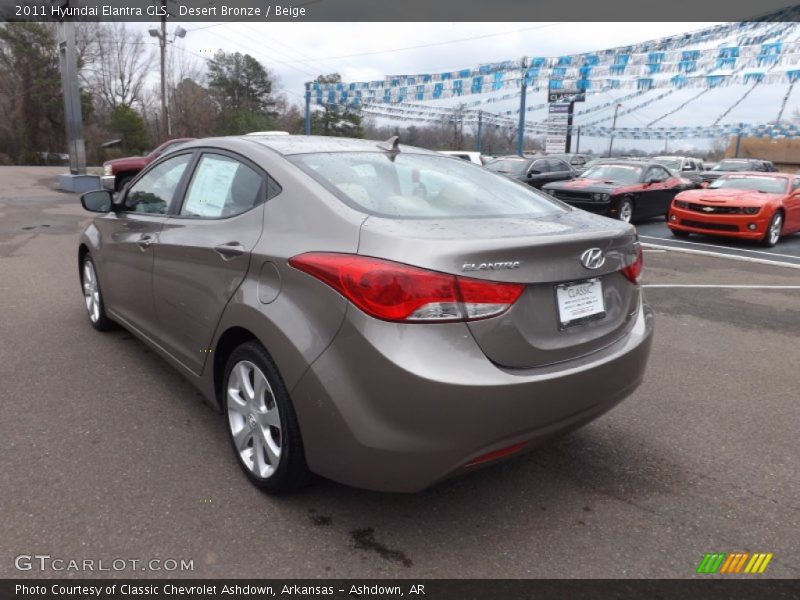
[289,253,524,323]
[621,243,643,284]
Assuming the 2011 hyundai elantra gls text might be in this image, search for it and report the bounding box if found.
[77,135,654,493]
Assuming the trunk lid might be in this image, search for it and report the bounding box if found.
[358,210,641,368]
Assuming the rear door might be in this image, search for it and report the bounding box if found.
[98,153,193,333]
[152,151,272,374]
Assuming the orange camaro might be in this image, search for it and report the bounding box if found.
[667,172,800,247]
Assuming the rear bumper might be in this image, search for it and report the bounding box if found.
[100,175,116,191]
[291,301,654,492]
[667,207,770,240]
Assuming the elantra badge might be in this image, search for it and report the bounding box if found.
[580,248,605,270]
[462,261,521,272]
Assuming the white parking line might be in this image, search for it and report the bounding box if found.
[641,242,800,270]
[639,235,800,260]
[644,284,800,289]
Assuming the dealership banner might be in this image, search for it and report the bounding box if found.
[3,579,800,600]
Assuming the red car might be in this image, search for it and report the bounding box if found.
[542,160,693,223]
[668,172,800,247]
[101,138,195,191]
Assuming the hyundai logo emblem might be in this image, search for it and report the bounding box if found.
[580,248,606,270]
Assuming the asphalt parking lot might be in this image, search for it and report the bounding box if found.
[1,167,798,579]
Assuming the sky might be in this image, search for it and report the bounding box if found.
[143,21,800,153]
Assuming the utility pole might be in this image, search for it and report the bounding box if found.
[565,100,575,153]
[476,110,483,153]
[159,2,167,139]
[56,21,99,192]
[517,58,528,156]
[607,103,621,157]
[149,2,187,140]
[304,83,312,135]
[575,126,581,153]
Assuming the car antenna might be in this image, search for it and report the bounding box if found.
[376,136,400,158]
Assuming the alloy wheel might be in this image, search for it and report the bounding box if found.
[82,260,101,323]
[619,200,633,223]
[227,360,282,479]
[768,214,782,246]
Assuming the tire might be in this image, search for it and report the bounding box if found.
[762,211,783,248]
[223,341,312,492]
[670,228,690,238]
[618,198,634,223]
[81,255,114,331]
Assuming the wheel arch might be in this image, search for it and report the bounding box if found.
[213,326,261,412]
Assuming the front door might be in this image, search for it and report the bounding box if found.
[98,153,193,333]
[641,165,674,219]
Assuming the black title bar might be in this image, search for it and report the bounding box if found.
[2,0,800,22]
[4,579,800,600]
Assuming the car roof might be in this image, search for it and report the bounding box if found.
[238,134,439,156]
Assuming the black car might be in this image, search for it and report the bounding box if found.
[542,160,691,223]
[701,158,777,183]
[484,155,575,189]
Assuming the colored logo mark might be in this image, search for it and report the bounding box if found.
[697,552,773,574]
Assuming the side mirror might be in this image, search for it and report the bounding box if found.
[528,169,541,176]
[700,181,710,189]
[681,165,692,171]
[80,189,113,213]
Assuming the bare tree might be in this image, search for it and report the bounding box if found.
[81,23,154,111]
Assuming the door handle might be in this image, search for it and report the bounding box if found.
[214,242,246,260]
[136,234,154,250]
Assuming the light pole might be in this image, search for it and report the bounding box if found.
[607,103,621,157]
[149,16,186,140]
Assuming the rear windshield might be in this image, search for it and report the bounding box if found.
[710,176,787,194]
[289,152,566,218]
[581,164,642,183]
[484,158,529,176]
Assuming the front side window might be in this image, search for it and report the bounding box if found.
[290,152,566,219]
[485,158,529,177]
[646,166,670,182]
[125,154,192,214]
[546,159,569,172]
[181,154,263,218]
[531,159,550,173]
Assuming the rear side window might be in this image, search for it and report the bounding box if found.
[125,154,192,214]
[180,154,263,218]
[290,152,566,219]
